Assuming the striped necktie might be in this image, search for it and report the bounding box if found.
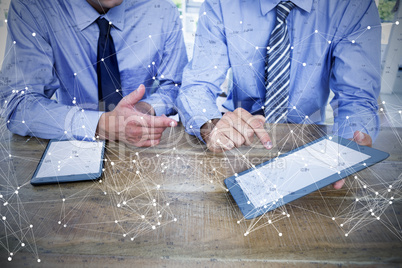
[264,1,295,123]
[96,17,122,112]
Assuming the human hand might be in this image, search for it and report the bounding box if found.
[200,108,272,152]
[96,84,177,147]
[332,131,372,189]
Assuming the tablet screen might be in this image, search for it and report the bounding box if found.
[34,140,104,179]
[235,138,370,208]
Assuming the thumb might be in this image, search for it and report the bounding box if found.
[121,84,145,107]
[352,130,372,147]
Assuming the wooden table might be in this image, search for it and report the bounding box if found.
[0,123,401,267]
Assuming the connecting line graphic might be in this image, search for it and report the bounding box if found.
[0,5,401,265]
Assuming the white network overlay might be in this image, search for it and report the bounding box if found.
[0,4,401,265]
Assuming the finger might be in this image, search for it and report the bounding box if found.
[332,179,345,190]
[220,127,245,148]
[120,84,146,107]
[136,139,161,147]
[352,131,372,147]
[248,115,273,149]
[228,109,254,146]
[207,131,235,152]
[142,114,177,128]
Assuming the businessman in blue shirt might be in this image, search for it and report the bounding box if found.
[177,0,381,188]
[0,0,187,147]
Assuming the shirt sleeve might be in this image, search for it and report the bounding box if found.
[330,0,381,142]
[0,0,102,141]
[176,0,229,142]
[141,4,188,117]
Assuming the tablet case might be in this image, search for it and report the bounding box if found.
[224,136,390,220]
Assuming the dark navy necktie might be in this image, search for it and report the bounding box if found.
[264,1,295,123]
[96,17,122,111]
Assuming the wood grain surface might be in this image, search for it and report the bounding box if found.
[0,123,401,267]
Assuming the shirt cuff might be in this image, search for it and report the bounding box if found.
[142,94,175,116]
[70,108,104,141]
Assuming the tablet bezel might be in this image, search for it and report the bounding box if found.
[224,135,390,220]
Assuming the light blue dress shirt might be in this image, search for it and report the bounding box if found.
[0,0,187,140]
[176,0,381,142]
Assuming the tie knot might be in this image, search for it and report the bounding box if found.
[277,1,296,22]
[96,17,111,36]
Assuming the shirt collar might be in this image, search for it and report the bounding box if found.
[71,0,125,31]
[260,0,313,16]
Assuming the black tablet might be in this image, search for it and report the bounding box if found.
[31,140,105,185]
[224,136,389,220]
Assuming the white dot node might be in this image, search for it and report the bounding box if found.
[279,233,283,237]
[202,108,206,112]
[5,20,8,23]
[214,66,217,69]
[302,62,307,67]
[255,46,259,50]
[290,46,294,50]
[363,185,367,189]
[174,218,177,222]
[247,201,251,204]
[149,35,152,38]
[21,243,25,247]
[117,204,121,208]
[346,116,349,119]
[249,62,253,66]
[268,220,272,224]
[123,234,126,237]
[131,237,135,241]
[37,259,41,263]
[30,224,33,228]
[166,203,170,206]
[63,224,67,227]
[74,73,77,76]
[109,21,112,25]
[152,226,156,230]
[345,233,348,237]
[32,32,36,36]
[2,216,5,221]
[237,221,240,224]
[203,11,207,15]
[377,217,380,220]
[175,83,178,87]
[367,26,371,29]
[332,217,335,220]
[352,40,355,43]
[389,201,393,204]
[101,58,104,61]
[8,257,12,261]
[141,215,145,219]
[267,46,270,50]
[115,220,118,223]
[152,76,156,80]
[315,30,318,33]
[240,21,243,24]
[328,41,331,44]
[380,108,383,112]
[116,89,119,92]
[395,21,399,25]
[305,115,309,119]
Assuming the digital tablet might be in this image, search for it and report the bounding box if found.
[224,136,389,220]
[31,139,105,185]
